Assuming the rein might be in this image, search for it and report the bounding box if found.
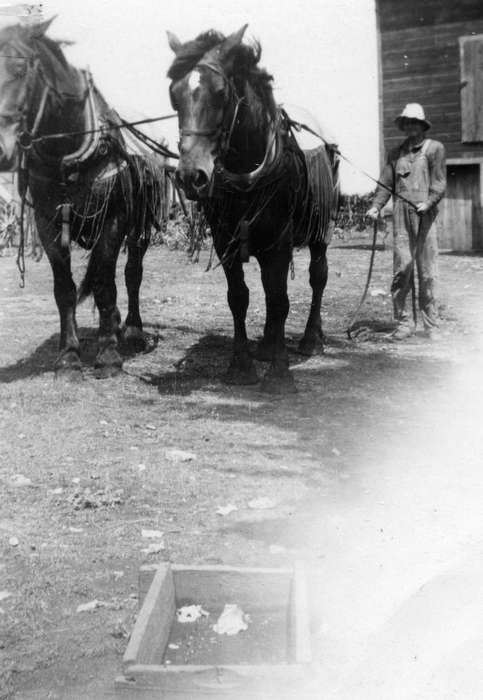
[16,56,50,286]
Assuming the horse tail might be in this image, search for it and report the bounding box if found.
[78,254,96,303]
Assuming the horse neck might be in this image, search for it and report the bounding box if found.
[29,63,88,161]
[225,83,272,173]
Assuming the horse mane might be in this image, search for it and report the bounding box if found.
[0,23,82,98]
[167,29,277,121]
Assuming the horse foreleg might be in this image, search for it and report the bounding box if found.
[38,216,81,377]
[123,237,148,352]
[298,242,328,355]
[90,222,123,376]
[259,251,296,393]
[221,256,258,385]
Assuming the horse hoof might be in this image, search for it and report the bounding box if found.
[95,364,122,379]
[54,351,82,379]
[122,326,146,353]
[297,335,325,356]
[223,364,259,385]
[260,371,297,394]
[94,347,123,378]
[55,366,83,382]
[253,342,272,362]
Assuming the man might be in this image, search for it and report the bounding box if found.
[367,103,446,339]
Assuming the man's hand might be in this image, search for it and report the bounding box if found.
[366,207,379,220]
[416,202,430,215]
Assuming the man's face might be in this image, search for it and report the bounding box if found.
[401,119,426,141]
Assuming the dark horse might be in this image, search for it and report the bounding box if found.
[167,26,339,392]
[0,19,167,377]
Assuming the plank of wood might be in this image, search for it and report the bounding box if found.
[460,35,483,142]
[377,0,483,33]
[123,563,175,670]
[381,22,483,48]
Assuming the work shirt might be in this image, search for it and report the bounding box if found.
[372,138,446,211]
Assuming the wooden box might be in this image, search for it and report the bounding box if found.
[115,562,313,698]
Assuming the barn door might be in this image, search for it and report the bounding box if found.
[440,164,481,251]
[460,35,483,143]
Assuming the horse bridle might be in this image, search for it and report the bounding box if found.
[0,48,51,153]
[176,60,244,159]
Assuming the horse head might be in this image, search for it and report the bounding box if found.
[167,25,253,200]
[0,18,55,170]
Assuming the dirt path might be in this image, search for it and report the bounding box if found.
[1,239,483,699]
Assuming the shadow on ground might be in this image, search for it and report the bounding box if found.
[0,327,161,383]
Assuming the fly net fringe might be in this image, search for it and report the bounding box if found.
[297,144,340,247]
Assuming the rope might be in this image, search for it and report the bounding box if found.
[16,184,27,288]
[30,113,178,146]
[288,119,419,213]
[121,120,179,160]
[346,219,378,338]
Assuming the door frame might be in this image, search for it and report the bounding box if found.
[444,158,483,250]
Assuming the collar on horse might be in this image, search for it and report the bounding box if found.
[18,67,100,179]
[214,109,289,194]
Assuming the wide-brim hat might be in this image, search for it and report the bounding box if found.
[395,103,431,131]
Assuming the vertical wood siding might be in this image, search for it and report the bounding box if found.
[460,35,483,143]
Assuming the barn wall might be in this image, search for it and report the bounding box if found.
[378,0,483,33]
[376,0,483,249]
[380,19,483,158]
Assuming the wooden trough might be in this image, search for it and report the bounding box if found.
[115,562,313,699]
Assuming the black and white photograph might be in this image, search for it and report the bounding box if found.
[1,1,483,698]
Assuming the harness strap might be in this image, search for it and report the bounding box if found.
[61,71,99,171]
[59,203,71,247]
[239,220,250,262]
[421,138,432,156]
[31,85,49,137]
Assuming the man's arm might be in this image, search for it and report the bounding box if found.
[426,141,446,209]
[366,150,397,219]
[371,158,395,211]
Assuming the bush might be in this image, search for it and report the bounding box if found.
[335,191,376,233]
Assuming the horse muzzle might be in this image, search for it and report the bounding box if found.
[0,127,19,172]
[176,166,212,200]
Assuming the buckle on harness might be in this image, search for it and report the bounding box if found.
[17,131,33,151]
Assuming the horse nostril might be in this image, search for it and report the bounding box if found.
[193,170,209,190]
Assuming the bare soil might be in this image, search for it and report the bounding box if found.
[1,233,483,699]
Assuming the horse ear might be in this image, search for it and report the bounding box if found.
[219,24,248,58]
[28,15,57,38]
[167,30,182,54]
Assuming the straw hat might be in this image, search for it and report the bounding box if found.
[395,103,431,131]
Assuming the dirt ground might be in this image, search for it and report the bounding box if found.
[1,233,483,700]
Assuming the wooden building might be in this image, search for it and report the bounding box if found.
[376,0,483,250]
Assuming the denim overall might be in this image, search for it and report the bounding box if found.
[392,139,439,329]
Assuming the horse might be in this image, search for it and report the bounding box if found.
[167,26,339,393]
[0,18,168,378]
